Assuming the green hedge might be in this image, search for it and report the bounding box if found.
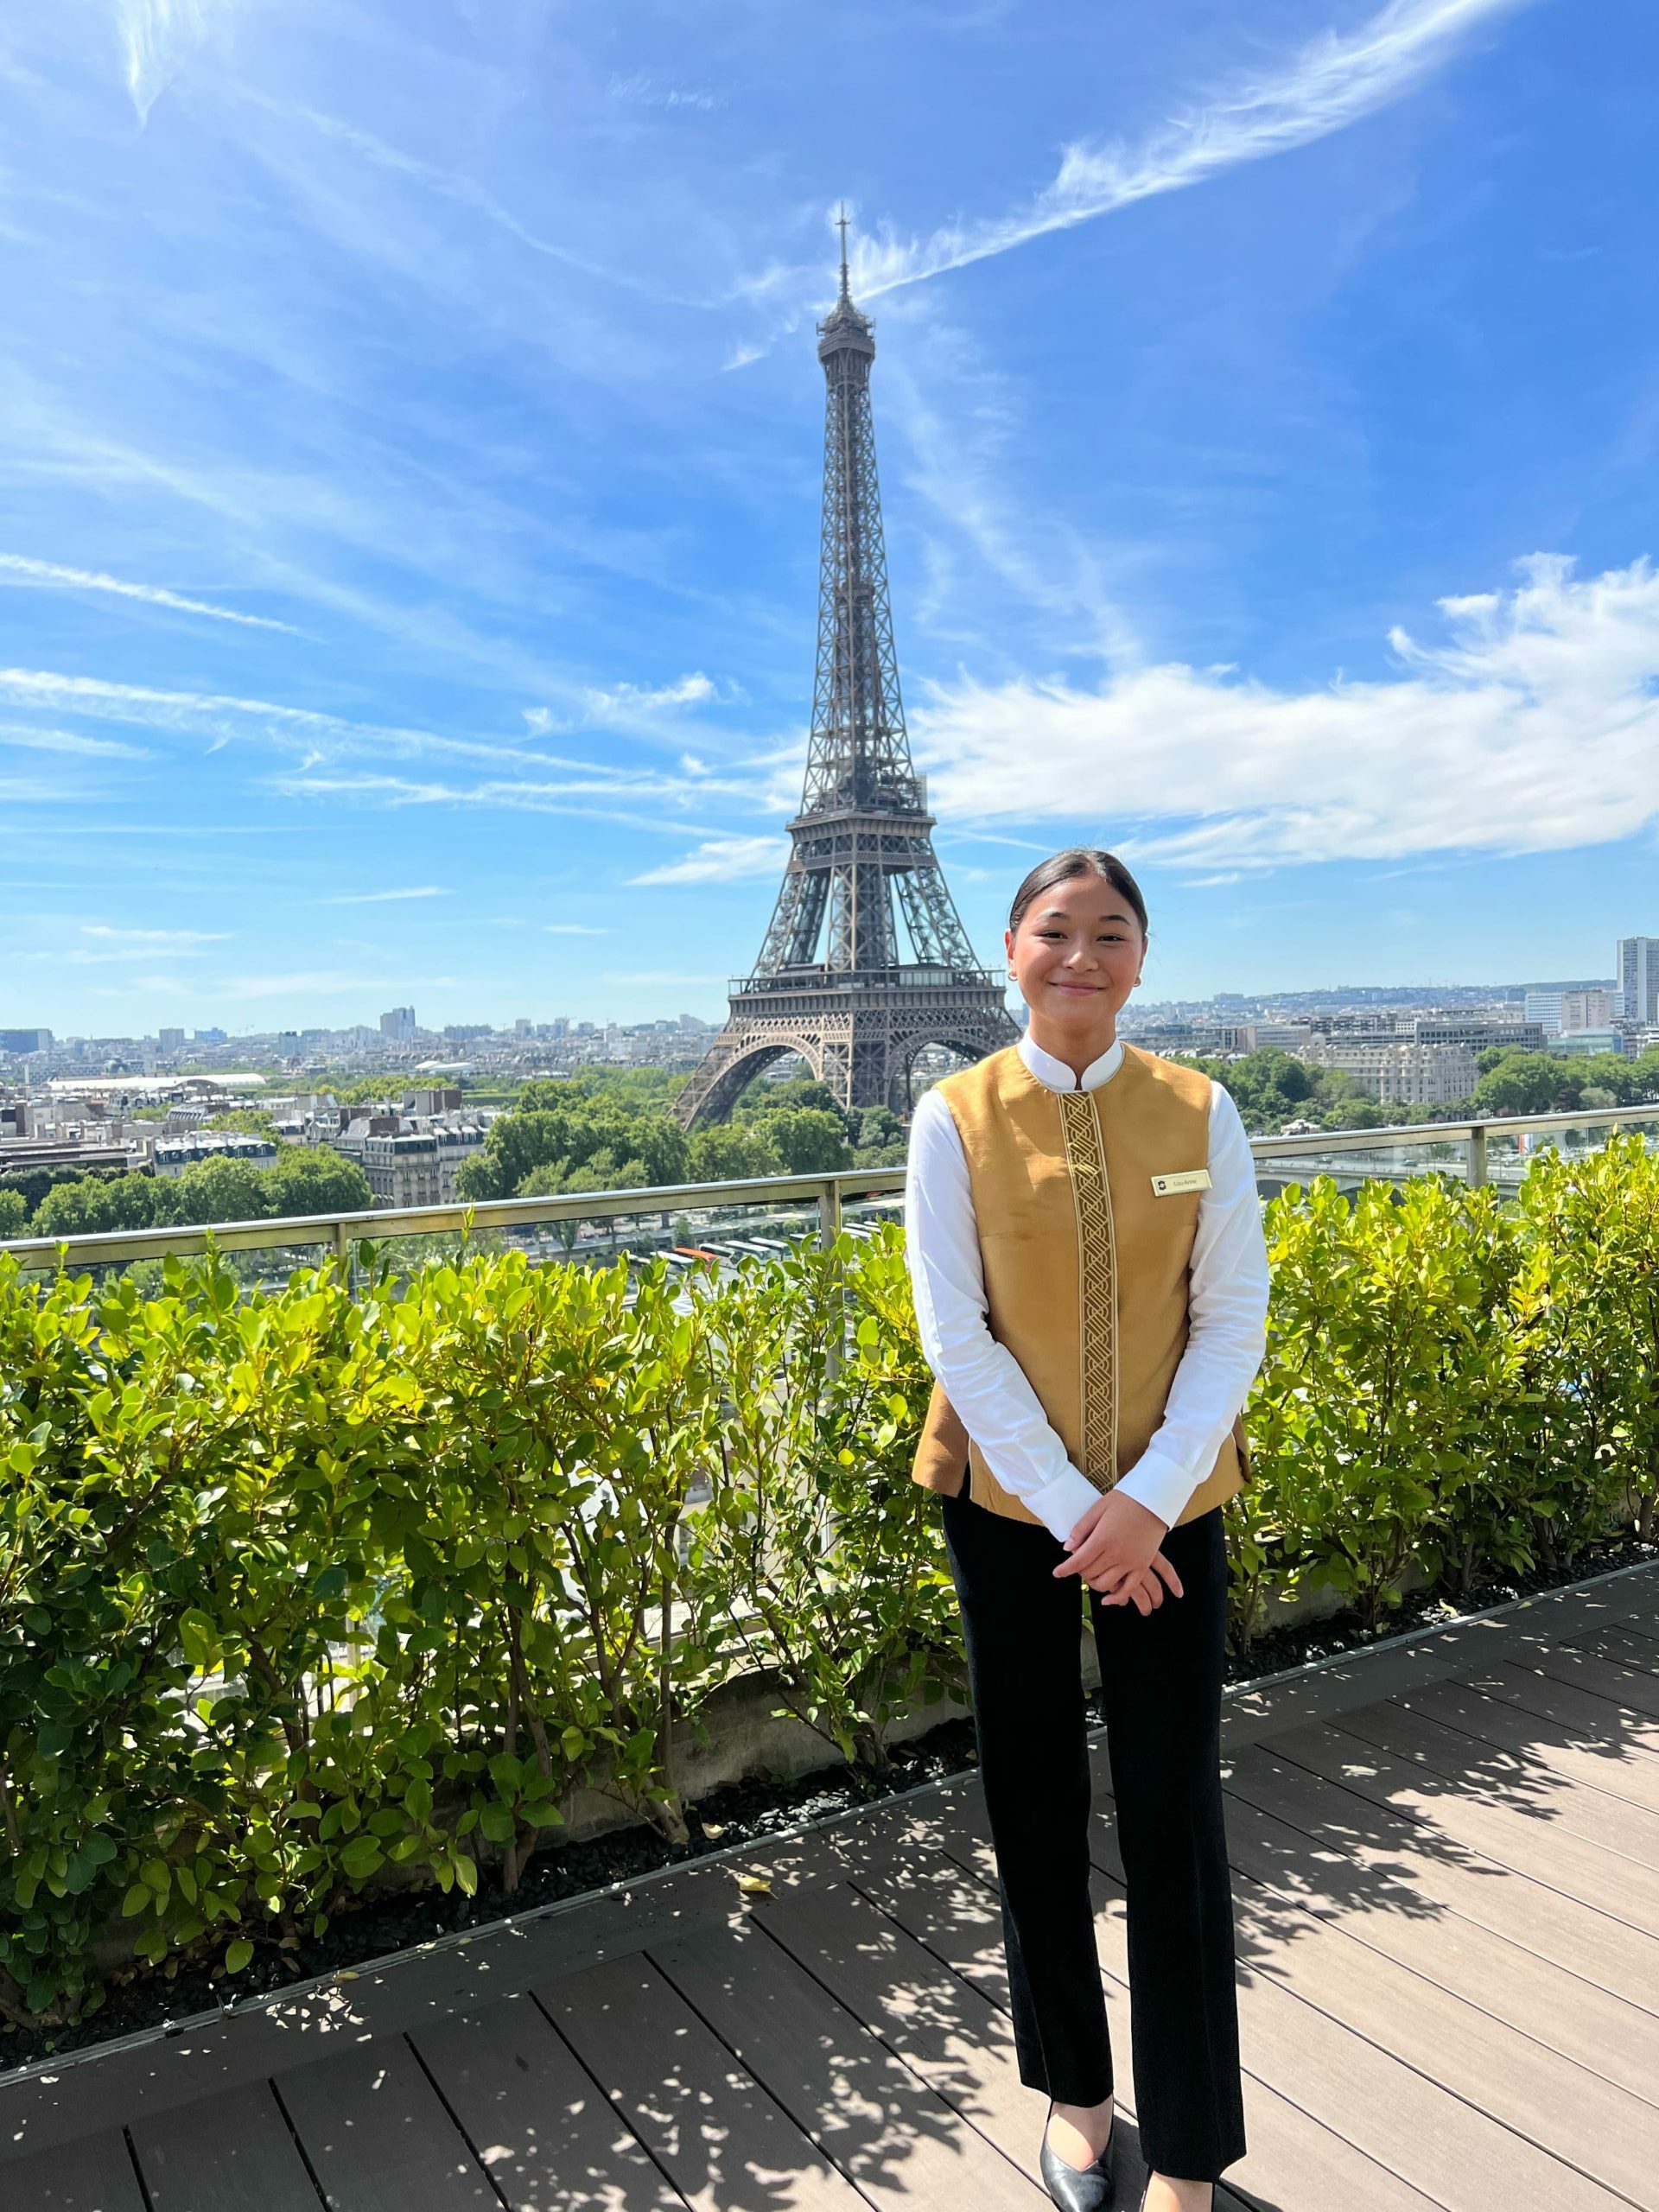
[3,1135,1656,2025]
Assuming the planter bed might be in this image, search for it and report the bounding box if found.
[3,1530,1654,2080]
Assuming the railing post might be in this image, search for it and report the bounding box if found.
[817,1179,842,1252]
[819,1179,844,1389]
[333,1218,355,1294]
[1465,1122,1489,1190]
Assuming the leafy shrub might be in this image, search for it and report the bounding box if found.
[4,1136,1656,2024]
[0,1230,941,2022]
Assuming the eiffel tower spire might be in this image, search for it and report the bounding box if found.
[677,220,1016,1128]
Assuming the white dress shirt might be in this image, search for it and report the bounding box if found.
[904,1031,1270,1542]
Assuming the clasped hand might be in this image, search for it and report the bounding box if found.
[1052,1489,1184,1614]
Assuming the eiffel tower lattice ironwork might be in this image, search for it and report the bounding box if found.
[676,221,1016,1127]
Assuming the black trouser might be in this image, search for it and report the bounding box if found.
[940,1490,1245,2183]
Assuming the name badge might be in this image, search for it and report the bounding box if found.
[1151,1169,1211,1197]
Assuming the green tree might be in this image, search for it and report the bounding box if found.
[753,1107,854,1174]
[853,1105,906,1155]
[1474,1051,1564,1116]
[167,1157,274,1228]
[733,1071,846,1122]
[32,1172,165,1238]
[265,1149,373,1218]
[204,1108,281,1140]
[0,1188,28,1239]
[0,1165,106,1222]
[519,1152,648,1249]
[335,1077,398,1107]
[689,1123,783,1183]
[1322,1096,1386,1131]
[457,1094,690,1203]
[457,1109,575,1201]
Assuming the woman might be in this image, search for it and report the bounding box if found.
[904,848,1269,2212]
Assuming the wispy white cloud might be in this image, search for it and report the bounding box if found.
[270,768,745,839]
[631,834,789,886]
[882,330,1139,667]
[0,668,616,771]
[265,99,695,305]
[543,923,610,935]
[734,0,1533,336]
[0,720,149,759]
[82,924,230,943]
[912,556,1659,869]
[524,672,721,738]
[607,73,722,114]
[117,0,238,124]
[858,0,1535,298]
[322,885,450,905]
[0,552,299,632]
[39,925,230,966]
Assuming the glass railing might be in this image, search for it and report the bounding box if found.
[4,1105,1659,1284]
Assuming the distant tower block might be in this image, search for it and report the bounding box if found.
[677,218,1015,1127]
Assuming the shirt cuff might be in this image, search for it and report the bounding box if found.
[1113,1446,1200,1535]
[1026,1464,1109,1546]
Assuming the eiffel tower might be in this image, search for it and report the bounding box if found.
[676,219,1015,1128]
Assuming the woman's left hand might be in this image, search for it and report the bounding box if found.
[1052,1489,1184,1608]
[1092,1554,1184,1613]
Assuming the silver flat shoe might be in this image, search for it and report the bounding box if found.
[1039,2102,1117,2212]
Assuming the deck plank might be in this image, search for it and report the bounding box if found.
[1,2129,147,2211]
[1396,1675,1659,1814]
[1509,1638,1659,1721]
[1078,1765,1659,2204]
[274,2036,496,2211]
[747,1854,1161,2202]
[1216,1783,1659,2108]
[538,1950,864,2212]
[1230,1859,1657,2199]
[1457,1655,1659,1757]
[411,1993,689,2212]
[648,1902,1048,2212]
[1572,1621,1659,1671]
[1224,1743,1659,2014]
[130,2080,322,2211]
[1332,1694,1659,1859]
[933,1779,1626,2211]
[821,1777,1446,2212]
[1269,1717,1659,1933]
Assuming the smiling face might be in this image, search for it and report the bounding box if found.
[1006,868,1146,1064]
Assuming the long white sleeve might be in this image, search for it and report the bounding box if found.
[1110,1084,1270,1530]
[903,1071,1269,1541]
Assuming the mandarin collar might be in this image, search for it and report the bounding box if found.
[1017,1031,1124,1094]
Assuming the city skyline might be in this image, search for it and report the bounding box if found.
[5,959,1642,1059]
[4,2,1659,1034]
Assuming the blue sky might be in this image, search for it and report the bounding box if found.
[3,0,1657,1037]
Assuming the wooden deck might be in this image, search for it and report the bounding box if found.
[7,1562,1659,2212]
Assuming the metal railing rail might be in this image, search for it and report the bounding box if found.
[3,1102,1657,1273]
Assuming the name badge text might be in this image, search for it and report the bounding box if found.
[1151,1169,1211,1197]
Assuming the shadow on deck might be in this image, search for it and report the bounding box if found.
[7,1566,1659,2212]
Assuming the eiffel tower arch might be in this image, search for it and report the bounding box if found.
[677,220,1016,1129]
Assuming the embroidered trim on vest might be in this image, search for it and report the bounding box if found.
[1056,1089,1119,1491]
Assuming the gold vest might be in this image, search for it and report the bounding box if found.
[911,1043,1249,1530]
